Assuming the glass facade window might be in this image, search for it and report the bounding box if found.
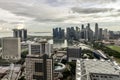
[35,63,43,72]
[33,75,43,80]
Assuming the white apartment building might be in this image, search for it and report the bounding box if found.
[2,37,21,60]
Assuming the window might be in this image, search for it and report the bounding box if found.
[104,76,107,78]
[101,76,103,78]
[35,63,43,72]
[72,60,76,62]
[109,76,113,78]
[33,75,43,80]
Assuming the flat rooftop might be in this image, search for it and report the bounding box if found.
[76,59,120,75]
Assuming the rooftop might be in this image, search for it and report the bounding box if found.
[76,59,120,76]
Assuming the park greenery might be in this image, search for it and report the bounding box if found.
[16,50,28,64]
[81,49,94,59]
[92,42,120,58]
[107,45,120,53]
[62,62,76,80]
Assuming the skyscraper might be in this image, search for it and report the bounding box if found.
[98,28,103,40]
[84,23,93,41]
[66,27,80,41]
[95,23,99,40]
[81,24,84,29]
[80,24,85,39]
[53,27,65,39]
[2,37,21,60]
[13,29,27,41]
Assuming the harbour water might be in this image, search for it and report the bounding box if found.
[48,39,73,48]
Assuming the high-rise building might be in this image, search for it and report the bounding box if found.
[109,31,114,39]
[95,23,99,40]
[13,29,27,41]
[25,54,53,80]
[2,37,21,60]
[98,28,103,40]
[81,24,84,29]
[66,27,80,41]
[53,28,65,39]
[84,23,93,41]
[75,26,80,40]
[80,24,85,39]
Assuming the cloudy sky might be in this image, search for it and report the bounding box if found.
[0,0,120,32]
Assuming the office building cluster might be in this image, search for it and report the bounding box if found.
[53,23,94,41]
[95,23,109,40]
[109,31,120,39]
[53,23,120,41]
[80,23,93,41]
[1,28,27,60]
[66,26,80,41]
[53,27,65,39]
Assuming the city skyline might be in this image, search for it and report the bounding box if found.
[0,0,120,32]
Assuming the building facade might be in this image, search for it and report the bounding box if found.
[28,42,53,57]
[67,47,82,62]
[25,54,53,80]
[2,37,21,60]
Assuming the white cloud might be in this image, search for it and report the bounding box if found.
[0,0,119,31]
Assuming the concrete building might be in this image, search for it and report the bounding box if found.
[25,54,53,80]
[28,41,53,57]
[2,37,21,60]
[13,29,27,41]
[76,59,120,80]
[67,47,82,62]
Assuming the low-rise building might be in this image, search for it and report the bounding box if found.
[67,47,82,62]
[76,59,120,80]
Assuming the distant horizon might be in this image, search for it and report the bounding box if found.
[0,22,120,33]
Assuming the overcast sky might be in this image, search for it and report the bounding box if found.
[0,0,120,32]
